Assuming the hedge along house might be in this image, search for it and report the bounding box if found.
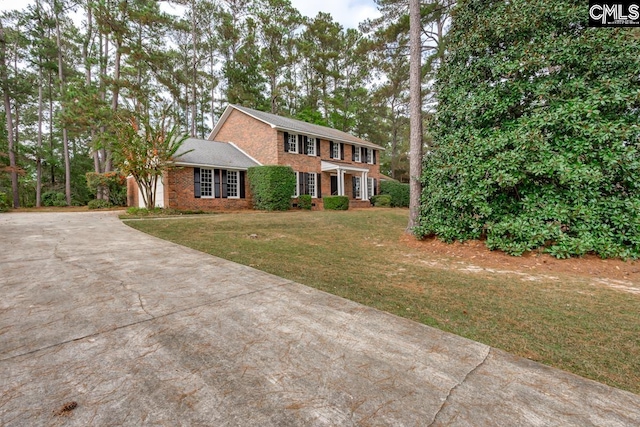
[126,138,259,210]
[209,104,384,209]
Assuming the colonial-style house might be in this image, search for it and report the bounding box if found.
[126,104,384,210]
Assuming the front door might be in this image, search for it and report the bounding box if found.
[330,175,338,195]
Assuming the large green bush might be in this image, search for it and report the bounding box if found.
[417,0,640,259]
[323,196,349,210]
[42,191,67,207]
[247,166,296,211]
[86,172,127,206]
[379,181,409,207]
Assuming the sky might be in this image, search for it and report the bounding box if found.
[0,0,381,29]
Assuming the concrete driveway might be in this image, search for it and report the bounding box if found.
[1,211,639,426]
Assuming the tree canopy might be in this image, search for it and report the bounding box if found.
[417,0,640,259]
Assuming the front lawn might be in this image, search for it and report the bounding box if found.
[124,209,640,394]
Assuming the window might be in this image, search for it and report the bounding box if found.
[307,173,316,198]
[294,172,320,198]
[201,168,213,197]
[367,177,375,199]
[307,137,316,156]
[353,146,361,162]
[331,142,341,159]
[227,170,239,198]
[365,148,372,164]
[288,133,298,153]
[353,176,361,199]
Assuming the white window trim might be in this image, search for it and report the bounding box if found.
[201,168,214,198]
[227,170,240,199]
[307,137,316,156]
[367,177,374,199]
[307,173,317,198]
[288,133,298,154]
[293,172,299,198]
[365,148,373,164]
[331,143,341,159]
[354,146,361,163]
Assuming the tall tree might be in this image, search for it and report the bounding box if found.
[407,0,421,229]
[53,0,72,205]
[0,19,19,207]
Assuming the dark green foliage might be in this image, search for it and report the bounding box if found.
[42,191,67,207]
[380,181,410,207]
[0,192,8,212]
[323,195,349,210]
[417,0,640,259]
[298,194,312,210]
[247,166,296,211]
[87,199,113,209]
[371,194,392,207]
[86,172,127,206]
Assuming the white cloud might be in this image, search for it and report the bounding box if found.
[1,0,381,30]
[290,0,380,29]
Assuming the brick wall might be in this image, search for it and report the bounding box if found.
[166,167,252,211]
[213,109,278,165]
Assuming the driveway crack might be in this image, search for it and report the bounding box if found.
[428,346,491,426]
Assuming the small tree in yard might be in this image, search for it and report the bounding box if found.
[113,109,190,210]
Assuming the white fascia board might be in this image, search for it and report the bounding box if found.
[272,126,385,151]
[172,161,251,171]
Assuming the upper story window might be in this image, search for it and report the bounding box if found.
[331,142,342,159]
[353,146,361,162]
[288,133,298,153]
[307,137,316,156]
[365,148,372,164]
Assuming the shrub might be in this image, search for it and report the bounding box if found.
[370,194,392,207]
[247,166,296,211]
[298,194,312,210]
[323,195,349,210]
[86,172,127,206]
[379,181,409,207]
[88,199,113,210]
[126,207,150,216]
[0,192,9,212]
[42,191,67,207]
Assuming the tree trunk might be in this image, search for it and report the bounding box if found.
[407,0,423,230]
[55,1,72,206]
[37,55,44,207]
[0,22,19,208]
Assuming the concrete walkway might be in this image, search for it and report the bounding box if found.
[1,211,638,426]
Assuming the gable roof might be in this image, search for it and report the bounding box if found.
[173,138,260,169]
[210,104,384,151]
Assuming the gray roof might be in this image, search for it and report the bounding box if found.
[211,104,384,151]
[173,138,259,169]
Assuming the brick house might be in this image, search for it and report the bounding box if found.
[127,104,383,210]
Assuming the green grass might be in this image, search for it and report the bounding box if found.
[124,209,640,394]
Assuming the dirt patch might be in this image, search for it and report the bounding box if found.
[400,235,640,289]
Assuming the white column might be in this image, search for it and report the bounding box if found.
[338,169,345,196]
[362,171,368,200]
